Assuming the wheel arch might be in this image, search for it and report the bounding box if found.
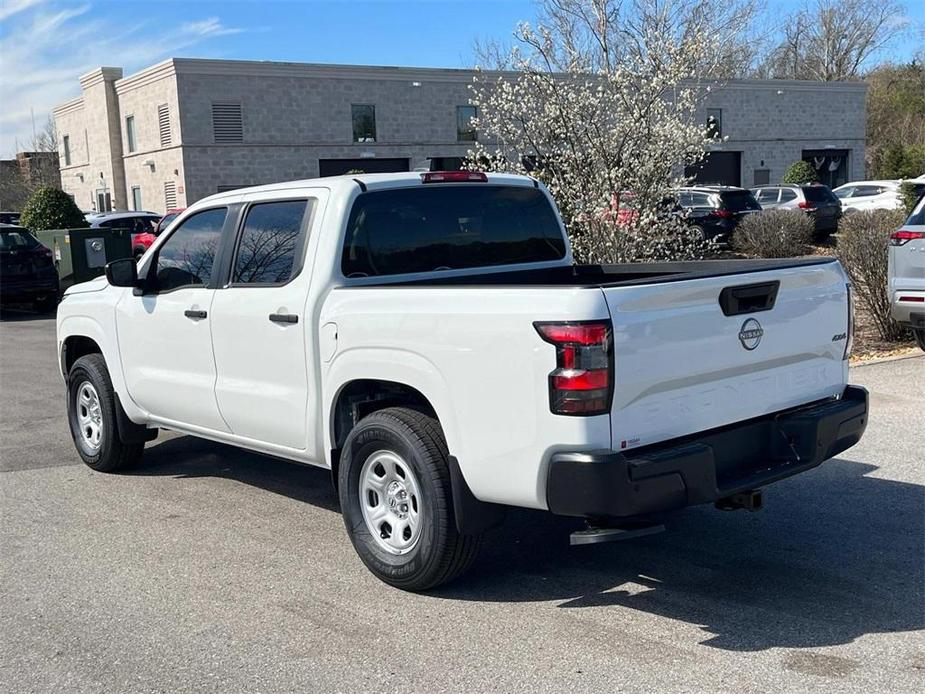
[58,315,146,424]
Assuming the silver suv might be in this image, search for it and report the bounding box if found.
[889,195,925,350]
[751,184,842,237]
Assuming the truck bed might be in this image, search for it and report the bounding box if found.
[381,257,837,288]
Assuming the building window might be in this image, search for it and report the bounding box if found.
[131,186,143,211]
[706,109,722,139]
[352,104,376,142]
[212,102,243,143]
[126,116,137,153]
[456,105,477,142]
[164,181,177,210]
[158,104,171,147]
[62,135,71,166]
[753,168,770,186]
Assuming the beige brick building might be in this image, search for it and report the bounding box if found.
[53,58,868,214]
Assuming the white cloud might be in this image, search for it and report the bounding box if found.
[180,17,245,38]
[0,0,44,22]
[0,1,245,157]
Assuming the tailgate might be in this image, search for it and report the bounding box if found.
[603,261,850,451]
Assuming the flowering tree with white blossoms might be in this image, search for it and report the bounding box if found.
[469,0,758,263]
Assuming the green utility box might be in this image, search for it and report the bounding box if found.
[34,228,133,290]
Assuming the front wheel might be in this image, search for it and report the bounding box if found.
[338,407,481,591]
[67,354,144,472]
[914,328,925,352]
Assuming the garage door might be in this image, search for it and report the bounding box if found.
[685,152,742,187]
[319,158,410,177]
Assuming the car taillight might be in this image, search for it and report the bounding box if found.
[844,283,854,361]
[890,229,925,246]
[534,321,613,416]
[711,209,733,218]
[797,201,813,209]
[421,171,488,183]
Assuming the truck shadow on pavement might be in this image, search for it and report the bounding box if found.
[436,457,925,652]
[133,437,923,652]
[131,434,340,513]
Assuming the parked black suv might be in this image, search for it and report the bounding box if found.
[0,225,59,312]
[675,186,761,244]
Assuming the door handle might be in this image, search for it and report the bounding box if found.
[184,309,207,319]
[269,313,299,324]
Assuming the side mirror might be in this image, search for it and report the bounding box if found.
[105,258,138,287]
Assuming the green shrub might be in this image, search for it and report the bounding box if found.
[19,186,85,231]
[836,209,910,342]
[781,161,818,185]
[733,209,813,258]
[899,181,922,215]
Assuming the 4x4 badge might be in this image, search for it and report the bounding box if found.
[739,318,763,350]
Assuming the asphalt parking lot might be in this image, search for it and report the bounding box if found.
[1,311,923,693]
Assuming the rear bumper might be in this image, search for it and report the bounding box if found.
[891,291,925,326]
[546,385,868,519]
[0,277,59,303]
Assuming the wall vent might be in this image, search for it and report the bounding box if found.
[211,102,243,143]
[158,104,171,147]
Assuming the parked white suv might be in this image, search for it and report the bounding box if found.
[889,194,925,350]
[56,172,868,590]
[832,180,903,213]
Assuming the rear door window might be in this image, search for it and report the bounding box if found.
[342,185,566,277]
[852,185,880,197]
[780,189,797,203]
[755,188,779,204]
[688,192,713,208]
[232,200,311,285]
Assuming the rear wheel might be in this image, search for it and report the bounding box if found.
[67,354,144,472]
[690,225,707,242]
[338,407,481,591]
[914,328,925,352]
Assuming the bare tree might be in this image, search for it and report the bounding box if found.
[760,0,907,81]
[470,0,760,263]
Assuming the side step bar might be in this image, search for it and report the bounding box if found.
[570,522,666,546]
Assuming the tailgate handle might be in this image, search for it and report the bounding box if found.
[719,281,779,316]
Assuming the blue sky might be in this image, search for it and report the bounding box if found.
[1,0,923,156]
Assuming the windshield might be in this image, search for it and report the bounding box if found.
[0,229,39,250]
[342,185,566,277]
[719,190,761,212]
[159,212,179,229]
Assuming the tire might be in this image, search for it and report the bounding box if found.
[67,354,144,472]
[914,328,925,352]
[133,246,146,261]
[690,225,707,242]
[33,295,57,314]
[338,407,481,591]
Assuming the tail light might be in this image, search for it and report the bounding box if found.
[797,201,814,209]
[844,283,854,361]
[421,171,487,183]
[534,321,613,416]
[890,229,925,246]
[711,209,733,218]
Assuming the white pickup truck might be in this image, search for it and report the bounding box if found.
[57,171,868,590]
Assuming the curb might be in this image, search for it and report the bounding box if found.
[850,351,923,368]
